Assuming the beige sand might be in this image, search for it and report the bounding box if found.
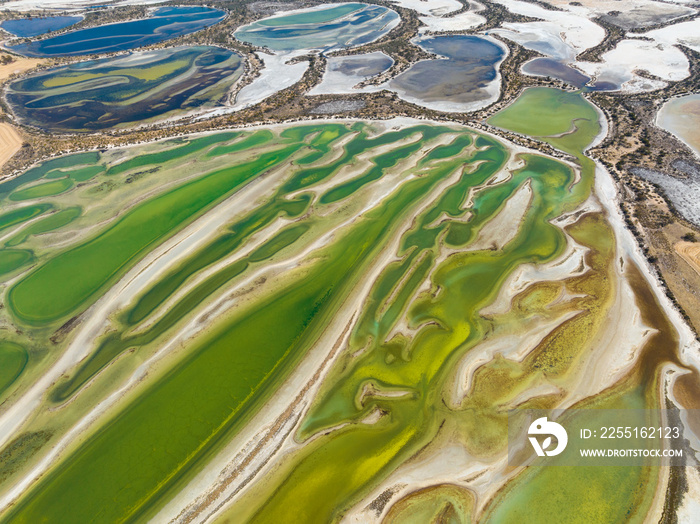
[0,56,43,82]
[675,241,700,278]
[468,179,532,251]
[0,122,22,168]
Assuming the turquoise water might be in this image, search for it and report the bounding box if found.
[8,7,225,57]
[260,4,363,26]
[234,3,398,52]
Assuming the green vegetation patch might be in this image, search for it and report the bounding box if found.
[0,204,52,233]
[0,250,33,276]
[0,342,28,397]
[9,179,73,202]
[0,152,98,198]
[5,207,81,248]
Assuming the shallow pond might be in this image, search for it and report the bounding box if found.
[389,35,505,112]
[656,93,700,158]
[309,51,393,95]
[522,58,589,88]
[7,6,225,57]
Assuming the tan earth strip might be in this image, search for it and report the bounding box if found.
[0,122,22,167]
[0,56,43,82]
[675,241,700,278]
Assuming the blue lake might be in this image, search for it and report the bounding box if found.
[1,16,82,38]
[7,6,225,57]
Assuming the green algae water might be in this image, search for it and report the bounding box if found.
[215,91,662,524]
[0,100,668,524]
[227,152,581,524]
[4,122,508,523]
[0,343,28,397]
[488,87,600,156]
[478,87,662,524]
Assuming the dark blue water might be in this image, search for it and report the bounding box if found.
[7,46,244,132]
[1,16,81,37]
[523,58,620,91]
[334,53,392,77]
[522,58,590,88]
[8,7,225,57]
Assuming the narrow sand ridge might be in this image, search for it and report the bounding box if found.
[675,241,700,277]
[468,179,532,251]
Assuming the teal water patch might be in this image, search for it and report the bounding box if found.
[235,3,398,52]
[0,152,99,199]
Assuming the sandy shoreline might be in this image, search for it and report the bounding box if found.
[0,55,43,170]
